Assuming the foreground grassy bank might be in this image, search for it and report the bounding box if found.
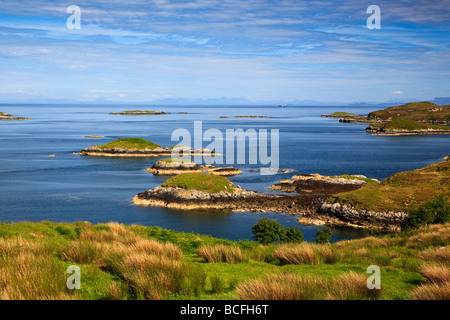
[0,221,448,300]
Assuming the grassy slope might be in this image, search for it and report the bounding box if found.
[332,175,378,184]
[0,221,448,300]
[329,159,450,212]
[95,138,161,150]
[368,102,450,122]
[370,117,450,131]
[161,172,235,193]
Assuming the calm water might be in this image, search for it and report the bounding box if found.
[0,104,448,242]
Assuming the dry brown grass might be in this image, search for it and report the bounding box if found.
[412,282,450,300]
[236,271,381,300]
[274,243,336,265]
[419,263,450,284]
[198,244,243,263]
[130,238,182,260]
[118,253,186,299]
[236,273,327,300]
[59,241,102,264]
[0,239,78,300]
[417,246,450,262]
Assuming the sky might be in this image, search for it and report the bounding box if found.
[0,0,449,104]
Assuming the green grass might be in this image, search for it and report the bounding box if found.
[371,117,450,131]
[329,159,450,212]
[161,172,235,193]
[368,102,450,123]
[332,175,378,184]
[329,112,358,117]
[159,158,193,164]
[0,221,448,300]
[95,138,161,150]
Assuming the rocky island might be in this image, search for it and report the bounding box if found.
[323,102,450,135]
[110,110,169,115]
[79,138,214,157]
[146,158,242,176]
[133,172,329,213]
[0,112,31,120]
[268,173,379,193]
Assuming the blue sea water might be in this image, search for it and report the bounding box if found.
[0,104,448,242]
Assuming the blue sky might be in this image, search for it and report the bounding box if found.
[0,0,449,104]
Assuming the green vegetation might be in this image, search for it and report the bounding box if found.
[95,138,161,150]
[401,196,450,231]
[315,226,334,244]
[368,102,450,123]
[159,158,193,164]
[329,159,450,213]
[332,175,378,184]
[252,218,304,244]
[0,221,448,300]
[329,112,358,117]
[161,172,235,193]
[370,117,450,131]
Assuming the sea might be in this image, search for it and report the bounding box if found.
[0,104,448,242]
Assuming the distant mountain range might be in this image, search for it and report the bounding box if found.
[1,96,449,106]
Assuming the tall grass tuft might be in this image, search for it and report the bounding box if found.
[419,263,450,284]
[198,244,243,263]
[0,239,78,300]
[236,271,382,300]
[274,243,336,265]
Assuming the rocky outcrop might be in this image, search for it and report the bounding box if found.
[146,160,203,175]
[80,146,215,157]
[299,202,407,231]
[203,165,242,176]
[269,173,377,194]
[146,160,242,176]
[0,113,31,120]
[133,185,327,214]
[365,126,450,136]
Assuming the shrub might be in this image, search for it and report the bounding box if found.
[251,218,282,244]
[279,227,304,243]
[251,218,304,245]
[315,226,333,244]
[401,196,450,231]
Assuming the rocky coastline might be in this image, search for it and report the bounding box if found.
[133,185,326,214]
[365,125,450,136]
[79,145,215,157]
[297,202,407,231]
[0,112,31,120]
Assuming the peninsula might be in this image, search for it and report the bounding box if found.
[322,102,450,135]
[79,138,214,157]
[0,112,31,120]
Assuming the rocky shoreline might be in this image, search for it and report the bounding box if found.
[79,146,215,157]
[268,173,377,194]
[133,185,327,214]
[145,159,242,176]
[365,126,450,136]
[0,113,31,120]
[132,170,408,230]
[297,202,407,231]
